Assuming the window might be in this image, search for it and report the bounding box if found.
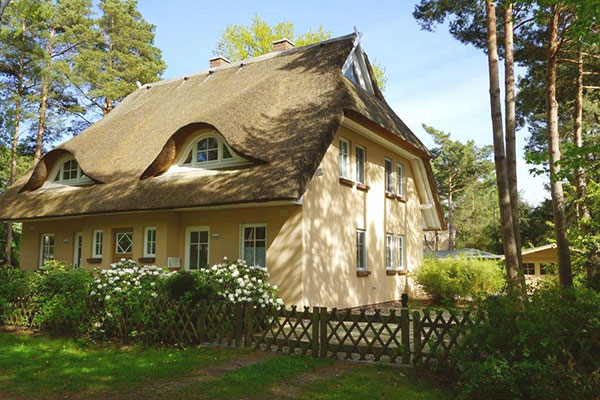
[355,145,365,184]
[115,232,133,254]
[241,224,266,268]
[73,233,83,268]
[524,263,535,275]
[385,233,394,269]
[92,230,103,258]
[356,229,367,270]
[385,158,394,193]
[397,235,406,270]
[144,227,157,258]
[397,162,405,198]
[39,233,54,267]
[49,156,90,186]
[339,139,350,178]
[540,262,555,275]
[341,45,375,94]
[186,226,209,270]
[174,132,249,171]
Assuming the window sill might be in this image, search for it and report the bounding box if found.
[385,192,396,199]
[87,257,102,264]
[138,257,156,264]
[356,270,371,277]
[386,269,398,276]
[356,183,370,192]
[397,196,407,203]
[397,270,408,276]
[339,177,354,187]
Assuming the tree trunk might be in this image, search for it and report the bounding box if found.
[35,27,55,162]
[573,46,589,219]
[485,0,522,295]
[503,2,526,291]
[447,181,455,250]
[547,5,573,287]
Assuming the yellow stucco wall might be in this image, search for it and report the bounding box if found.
[301,125,424,308]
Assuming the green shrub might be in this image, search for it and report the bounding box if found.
[164,270,218,305]
[0,266,35,323]
[452,286,600,399]
[33,261,94,334]
[412,256,504,304]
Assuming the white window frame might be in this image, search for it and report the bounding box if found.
[355,145,366,184]
[143,227,157,258]
[385,233,394,270]
[356,229,367,271]
[239,223,267,268]
[73,232,83,268]
[169,131,250,173]
[397,235,406,271]
[45,155,92,187]
[92,230,103,258]
[524,263,535,275]
[185,226,210,270]
[341,44,375,94]
[39,233,55,267]
[397,162,405,198]
[385,158,394,193]
[339,138,350,179]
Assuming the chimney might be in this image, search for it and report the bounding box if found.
[273,38,295,52]
[209,55,230,68]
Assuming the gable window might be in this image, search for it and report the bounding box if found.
[397,162,405,198]
[341,44,374,94]
[524,263,535,275]
[48,156,91,186]
[397,235,406,270]
[356,229,367,270]
[175,132,249,171]
[144,227,157,258]
[355,145,365,184]
[186,226,209,270]
[385,233,394,270]
[241,223,266,268]
[385,158,394,193]
[39,233,55,267]
[339,138,350,179]
[92,230,103,258]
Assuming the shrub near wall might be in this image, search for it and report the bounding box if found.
[412,256,504,304]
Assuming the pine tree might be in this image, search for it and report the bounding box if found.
[70,0,166,117]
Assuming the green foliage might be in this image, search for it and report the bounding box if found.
[453,286,600,399]
[0,265,34,322]
[213,15,388,90]
[33,260,94,333]
[164,270,218,305]
[413,256,504,304]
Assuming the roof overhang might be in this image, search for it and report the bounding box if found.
[341,111,445,231]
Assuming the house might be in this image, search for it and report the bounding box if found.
[520,244,558,284]
[424,248,502,260]
[0,33,444,309]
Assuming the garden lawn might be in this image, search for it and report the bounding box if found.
[0,332,452,399]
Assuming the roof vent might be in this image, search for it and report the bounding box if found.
[273,38,295,52]
[209,56,230,68]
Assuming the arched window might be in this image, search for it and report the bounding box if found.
[47,156,91,186]
[173,132,249,171]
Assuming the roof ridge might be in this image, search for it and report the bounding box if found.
[140,32,358,89]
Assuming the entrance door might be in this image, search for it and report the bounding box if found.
[73,232,83,268]
[113,228,133,262]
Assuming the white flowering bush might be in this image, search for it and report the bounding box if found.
[197,258,283,308]
[88,259,174,340]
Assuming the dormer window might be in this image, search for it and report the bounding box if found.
[170,131,250,173]
[47,156,91,187]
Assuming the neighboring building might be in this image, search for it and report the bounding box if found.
[520,244,558,284]
[0,33,444,308]
[424,248,502,260]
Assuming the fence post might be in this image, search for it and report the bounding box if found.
[319,307,328,359]
[401,307,410,364]
[311,306,320,358]
[234,302,244,347]
[197,300,207,343]
[412,310,421,365]
[244,303,254,348]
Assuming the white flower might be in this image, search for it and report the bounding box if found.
[90,291,96,296]
[151,292,158,298]
[105,295,111,300]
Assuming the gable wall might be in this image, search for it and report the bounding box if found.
[301,125,424,308]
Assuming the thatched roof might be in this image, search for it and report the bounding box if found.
[0,33,442,228]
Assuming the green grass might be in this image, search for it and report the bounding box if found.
[0,332,248,398]
[298,365,453,400]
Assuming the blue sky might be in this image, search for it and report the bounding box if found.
[138,0,547,205]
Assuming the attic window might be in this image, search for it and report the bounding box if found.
[342,44,374,94]
[47,156,91,187]
[171,131,250,172]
